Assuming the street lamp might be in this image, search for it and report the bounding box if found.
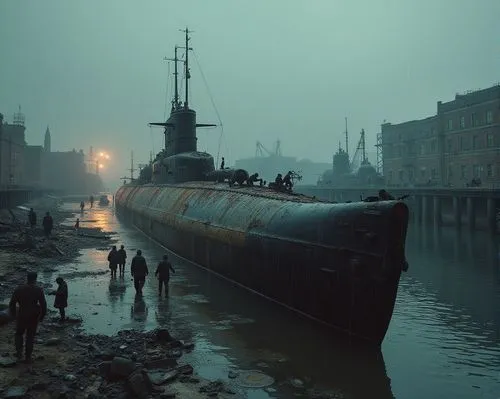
[93,150,111,175]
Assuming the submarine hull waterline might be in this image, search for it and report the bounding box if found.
[115,182,409,346]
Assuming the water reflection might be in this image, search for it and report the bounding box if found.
[405,225,500,328]
[385,225,500,399]
[108,276,126,308]
[131,294,149,328]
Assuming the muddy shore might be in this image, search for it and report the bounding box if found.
[0,198,236,398]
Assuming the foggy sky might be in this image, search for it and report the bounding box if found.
[1,0,499,189]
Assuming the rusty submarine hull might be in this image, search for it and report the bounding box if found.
[115,29,409,346]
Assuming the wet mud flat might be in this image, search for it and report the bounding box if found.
[0,196,115,300]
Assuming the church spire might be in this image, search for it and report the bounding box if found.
[44,125,51,152]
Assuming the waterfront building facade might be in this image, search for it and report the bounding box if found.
[382,84,500,188]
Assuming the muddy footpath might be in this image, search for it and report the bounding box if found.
[0,196,296,399]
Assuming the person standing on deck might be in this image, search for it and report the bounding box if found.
[155,255,175,297]
[9,271,47,363]
[131,250,148,295]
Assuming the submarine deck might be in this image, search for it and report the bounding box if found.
[128,181,328,204]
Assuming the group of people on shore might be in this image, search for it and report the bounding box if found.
[9,201,177,364]
[27,208,54,237]
[107,246,176,297]
[8,248,177,364]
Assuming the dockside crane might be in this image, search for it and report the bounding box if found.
[255,140,282,157]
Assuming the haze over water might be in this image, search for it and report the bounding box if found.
[47,204,500,399]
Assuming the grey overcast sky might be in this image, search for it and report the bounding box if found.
[1,0,499,187]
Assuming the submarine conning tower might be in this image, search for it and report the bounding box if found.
[150,28,217,184]
[165,107,197,156]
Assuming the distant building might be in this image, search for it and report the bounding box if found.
[382,84,500,188]
[0,110,26,187]
[41,149,87,193]
[44,125,51,152]
[24,145,44,186]
[1,110,104,194]
[381,116,439,186]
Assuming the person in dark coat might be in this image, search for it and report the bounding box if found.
[108,246,119,278]
[51,277,68,322]
[131,249,148,295]
[9,271,47,363]
[28,208,37,228]
[155,255,175,297]
[42,212,53,237]
[117,245,127,275]
[283,171,293,190]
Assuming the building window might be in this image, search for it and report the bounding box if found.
[447,166,453,179]
[471,112,478,126]
[388,171,393,181]
[431,168,437,179]
[430,139,437,153]
[398,170,404,182]
[460,116,465,129]
[447,119,453,131]
[472,135,479,150]
[420,143,425,155]
[486,111,493,124]
[473,164,481,178]
[487,164,493,178]
[420,169,426,179]
[487,133,494,147]
[461,165,466,179]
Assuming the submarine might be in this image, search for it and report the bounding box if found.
[115,28,410,346]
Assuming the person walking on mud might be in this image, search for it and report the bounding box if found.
[155,255,175,297]
[117,245,127,275]
[131,250,148,296]
[80,201,85,212]
[28,208,37,229]
[42,211,53,237]
[50,277,68,322]
[9,271,47,363]
[108,245,119,278]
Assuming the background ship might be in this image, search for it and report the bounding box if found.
[115,29,410,345]
[317,119,384,188]
[234,140,331,186]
